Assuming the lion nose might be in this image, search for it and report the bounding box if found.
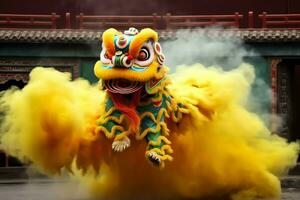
[112,51,134,68]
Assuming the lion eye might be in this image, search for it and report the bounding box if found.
[134,42,154,67]
[137,48,150,61]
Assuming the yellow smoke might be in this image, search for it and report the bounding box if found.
[0,67,104,173]
[0,65,299,200]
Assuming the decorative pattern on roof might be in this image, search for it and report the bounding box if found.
[0,29,300,43]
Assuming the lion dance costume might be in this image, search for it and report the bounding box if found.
[94,27,188,168]
[0,28,299,200]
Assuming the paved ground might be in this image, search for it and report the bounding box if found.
[282,188,300,200]
[0,180,299,200]
[0,180,88,200]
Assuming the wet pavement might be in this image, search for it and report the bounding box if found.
[0,180,299,200]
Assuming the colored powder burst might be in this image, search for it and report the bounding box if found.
[0,64,298,200]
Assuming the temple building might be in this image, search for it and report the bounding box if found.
[0,0,300,174]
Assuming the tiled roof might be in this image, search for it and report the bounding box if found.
[0,30,102,43]
[0,29,300,43]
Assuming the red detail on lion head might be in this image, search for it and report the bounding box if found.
[109,90,141,133]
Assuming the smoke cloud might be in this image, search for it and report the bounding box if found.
[162,28,273,125]
[162,29,256,69]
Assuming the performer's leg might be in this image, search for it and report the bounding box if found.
[96,98,130,152]
[145,131,173,168]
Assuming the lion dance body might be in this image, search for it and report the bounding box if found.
[0,28,299,200]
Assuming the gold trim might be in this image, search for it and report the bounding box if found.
[136,108,169,139]
[147,135,171,146]
[95,125,124,139]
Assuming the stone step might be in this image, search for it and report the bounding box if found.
[0,167,47,180]
[0,167,28,179]
[281,176,300,189]
[288,163,300,175]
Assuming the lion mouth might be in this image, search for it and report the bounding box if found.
[104,79,144,94]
